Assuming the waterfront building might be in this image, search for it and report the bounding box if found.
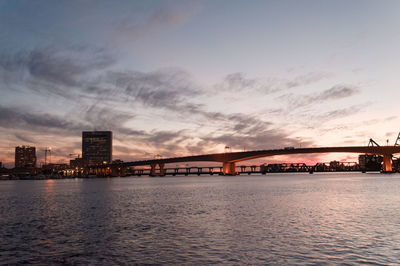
[82,131,112,166]
[70,157,86,168]
[15,146,37,168]
[358,154,382,171]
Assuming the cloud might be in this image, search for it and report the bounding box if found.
[0,103,140,141]
[197,129,313,153]
[0,1,201,49]
[220,72,259,92]
[217,71,332,94]
[0,105,87,133]
[285,72,332,89]
[112,2,201,44]
[14,133,35,143]
[0,46,334,139]
[303,104,368,128]
[0,45,115,99]
[0,103,193,160]
[0,45,353,164]
[145,130,187,144]
[123,68,199,107]
[200,112,273,134]
[76,67,202,112]
[83,104,135,131]
[317,85,360,100]
[282,84,360,108]
[322,104,365,120]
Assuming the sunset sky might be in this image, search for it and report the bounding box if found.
[1,0,400,167]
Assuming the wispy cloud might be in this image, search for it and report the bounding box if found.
[0,45,317,162]
[112,2,201,44]
[0,105,88,133]
[302,103,369,128]
[280,84,360,108]
[217,71,332,94]
[105,68,200,108]
[0,45,115,99]
[285,72,332,89]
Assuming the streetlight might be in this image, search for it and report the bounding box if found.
[297,137,302,148]
[45,147,52,165]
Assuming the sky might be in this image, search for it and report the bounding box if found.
[1,0,400,167]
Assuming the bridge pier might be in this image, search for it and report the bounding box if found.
[110,166,126,177]
[240,166,246,173]
[382,154,393,173]
[209,167,214,175]
[150,163,165,176]
[222,162,237,175]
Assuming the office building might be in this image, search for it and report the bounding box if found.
[15,146,37,168]
[82,131,112,166]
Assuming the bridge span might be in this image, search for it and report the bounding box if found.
[93,146,400,176]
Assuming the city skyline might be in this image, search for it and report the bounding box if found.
[1,0,400,166]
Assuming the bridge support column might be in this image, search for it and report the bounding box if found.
[111,166,126,177]
[150,163,165,176]
[150,163,157,176]
[240,166,246,173]
[159,163,165,176]
[222,162,237,176]
[382,154,393,173]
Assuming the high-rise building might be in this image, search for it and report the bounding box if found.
[82,131,112,166]
[15,146,37,168]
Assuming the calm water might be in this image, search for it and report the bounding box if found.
[1,173,400,264]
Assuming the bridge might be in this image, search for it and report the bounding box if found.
[91,145,400,176]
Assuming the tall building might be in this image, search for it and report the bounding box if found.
[82,131,112,166]
[15,146,37,168]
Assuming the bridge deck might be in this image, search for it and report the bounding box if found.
[106,146,400,168]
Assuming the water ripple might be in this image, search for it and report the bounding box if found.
[1,174,400,264]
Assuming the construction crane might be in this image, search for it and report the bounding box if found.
[368,138,380,147]
[394,132,400,146]
[391,132,400,161]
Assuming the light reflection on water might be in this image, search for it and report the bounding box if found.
[1,173,400,264]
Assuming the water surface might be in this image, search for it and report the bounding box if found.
[1,173,400,264]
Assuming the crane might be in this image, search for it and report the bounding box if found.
[367,138,380,147]
[394,132,400,146]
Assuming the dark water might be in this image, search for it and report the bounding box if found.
[1,173,400,264]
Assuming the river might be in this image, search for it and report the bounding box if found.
[1,173,400,264]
